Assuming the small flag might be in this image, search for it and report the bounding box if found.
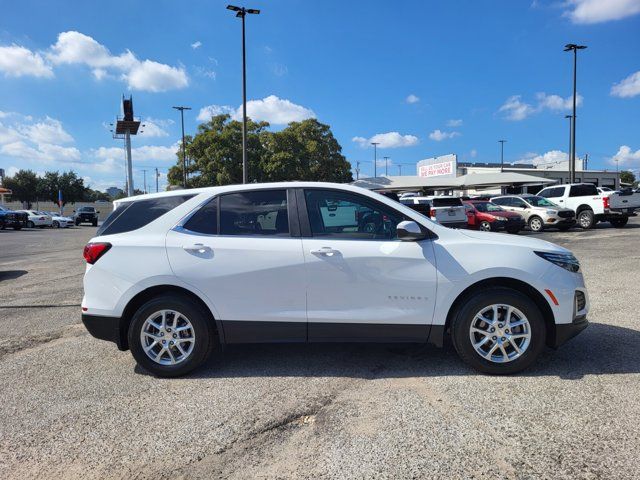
[58,189,63,213]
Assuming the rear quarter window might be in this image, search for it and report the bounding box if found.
[97,194,195,236]
[569,184,598,197]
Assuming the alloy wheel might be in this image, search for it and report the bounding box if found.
[529,217,542,231]
[140,310,196,365]
[469,304,531,363]
[479,221,491,231]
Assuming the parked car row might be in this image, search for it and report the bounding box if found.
[397,182,640,233]
[0,205,101,230]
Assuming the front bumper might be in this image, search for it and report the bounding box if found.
[82,313,127,350]
[493,219,526,230]
[546,217,576,227]
[552,317,588,347]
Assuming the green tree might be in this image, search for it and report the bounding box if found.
[167,115,353,187]
[38,171,85,206]
[3,170,39,208]
[620,170,636,186]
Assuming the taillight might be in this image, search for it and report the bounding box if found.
[602,196,610,209]
[83,242,112,264]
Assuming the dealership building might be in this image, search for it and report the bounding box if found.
[353,154,621,195]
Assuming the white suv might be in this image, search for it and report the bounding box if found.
[82,182,589,377]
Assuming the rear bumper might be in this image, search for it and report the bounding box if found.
[552,317,588,348]
[82,313,126,350]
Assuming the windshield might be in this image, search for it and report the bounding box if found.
[473,202,504,213]
[526,196,557,208]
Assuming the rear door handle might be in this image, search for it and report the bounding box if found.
[310,247,340,257]
[183,243,212,254]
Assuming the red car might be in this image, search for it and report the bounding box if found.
[463,200,525,234]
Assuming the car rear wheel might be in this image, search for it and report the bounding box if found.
[528,216,544,232]
[610,217,628,228]
[27,221,35,228]
[52,220,60,228]
[451,287,546,375]
[479,220,492,231]
[128,294,216,377]
[577,209,595,229]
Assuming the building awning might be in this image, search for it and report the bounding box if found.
[455,172,558,188]
[0,187,12,194]
[351,172,557,191]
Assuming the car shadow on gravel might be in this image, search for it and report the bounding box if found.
[0,270,28,281]
[137,322,640,380]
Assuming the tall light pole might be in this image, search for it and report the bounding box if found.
[499,140,506,172]
[383,156,390,176]
[397,164,403,176]
[371,142,379,177]
[564,43,587,183]
[173,106,191,187]
[565,114,573,180]
[355,161,361,180]
[142,169,147,194]
[155,167,159,193]
[227,5,260,184]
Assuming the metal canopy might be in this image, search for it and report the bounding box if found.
[351,172,558,191]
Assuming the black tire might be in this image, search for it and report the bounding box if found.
[479,220,492,232]
[527,216,544,232]
[75,218,81,226]
[450,287,546,375]
[52,221,60,228]
[577,209,595,229]
[128,294,216,377]
[27,220,35,229]
[92,219,98,227]
[610,217,628,228]
[13,225,22,230]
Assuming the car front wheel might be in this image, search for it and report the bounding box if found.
[451,287,546,374]
[479,220,492,231]
[128,294,216,377]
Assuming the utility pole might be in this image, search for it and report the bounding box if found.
[355,161,360,180]
[383,156,390,176]
[499,140,506,172]
[564,43,587,183]
[155,168,159,192]
[584,153,588,171]
[172,106,191,187]
[142,169,147,194]
[371,142,379,177]
[565,114,573,181]
[227,5,261,184]
[397,164,403,176]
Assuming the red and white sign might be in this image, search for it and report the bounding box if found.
[418,160,454,178]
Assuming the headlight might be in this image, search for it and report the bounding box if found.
[535,251,580,273]
[494,216,507,221]
[546,209,557,215]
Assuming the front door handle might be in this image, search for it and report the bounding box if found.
[310,247,340,257]
[183,243,212,254]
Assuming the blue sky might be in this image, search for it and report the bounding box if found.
[1,0,639,192]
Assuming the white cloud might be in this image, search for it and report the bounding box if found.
[499,93,582,121]
[353,132,419,149]
[271,63,288,77]
[93,142,178,165]
[514,150,569,167]
[405,94,420,104]
[611,71,640,98]
[611,145,640,168]
[139,118,172,138]
[191,41,202,49]
[428,129,461,141]
[197,96,315,125]
[470,149,477,158]
[19,117,74,144]
[0,45,53,78]
[197,105,236,122]
[446,119,463,127]
[0,141,80,164]
[124,60,188,92]
[564,0,640,24]
[44,30,188,92]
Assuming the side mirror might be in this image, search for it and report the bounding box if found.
[397,220,428,241]
[97,211,100,214]
[72,210,76,213]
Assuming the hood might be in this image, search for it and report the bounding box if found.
[459,229,568,253]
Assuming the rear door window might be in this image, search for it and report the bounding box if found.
[97,195,195,236]
[183,198,218,235]
[539,187,565,198]
[219,190,289,236]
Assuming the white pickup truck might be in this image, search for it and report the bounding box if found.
[537,183,640,229]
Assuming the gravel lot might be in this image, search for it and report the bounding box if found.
[1,220,639,479]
